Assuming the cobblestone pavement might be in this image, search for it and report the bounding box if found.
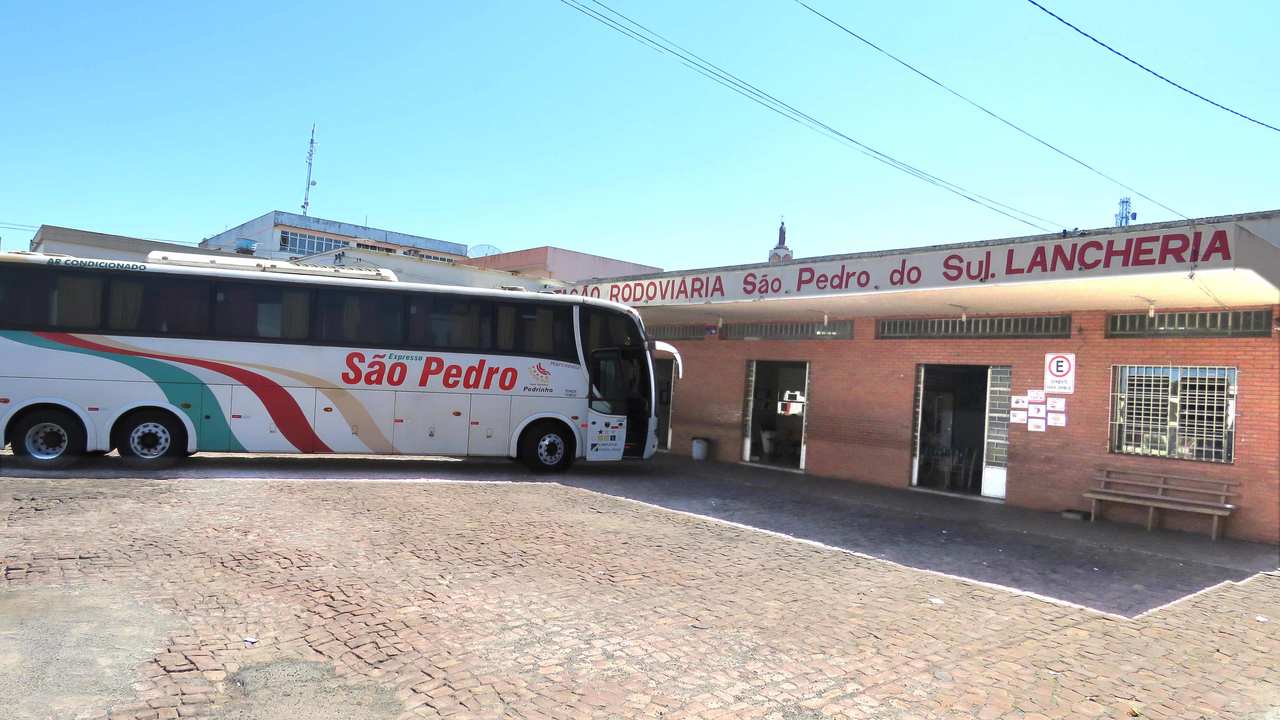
[1,466,1277,719]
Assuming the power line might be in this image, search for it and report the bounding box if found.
[1025,0,1280,135]
[792,0,1188,220]
[560,0,1063,232]
[571,0,1062,230]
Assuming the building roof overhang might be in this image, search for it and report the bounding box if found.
[565,211,1280,323]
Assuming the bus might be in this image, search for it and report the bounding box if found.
[0,250,681,472]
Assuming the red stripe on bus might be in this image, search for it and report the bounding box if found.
[40,333,331,453]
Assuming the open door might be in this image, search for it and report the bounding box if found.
[743,360,808,469]
[980,366,1011,499]
[911,364,1005,498]
[584,348,630,462]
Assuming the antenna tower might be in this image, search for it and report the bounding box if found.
[1114,197,1136,227]
[301,125,318,216]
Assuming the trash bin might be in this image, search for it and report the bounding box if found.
[759,430,777,457]
[691,437,711,461]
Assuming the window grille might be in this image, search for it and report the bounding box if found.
[877,315,1070,339]
[1107,309,1272,338]
[721,320,852,340]
[647,325,707,341]
[1109,365,1236,463]
[280,230,349,255]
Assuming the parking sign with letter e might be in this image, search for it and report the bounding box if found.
[1044,353,1075,394]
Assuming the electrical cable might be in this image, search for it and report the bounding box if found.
[1025,0,1280,135]
[575,0,1064,230]
[793,0,1188,219]
[560,0,1063,232]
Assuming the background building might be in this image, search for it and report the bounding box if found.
[199,211,469,263]
[464,245,661,282]
[294,246,567,291]
[21,213,637,293]
[29,225,223,261]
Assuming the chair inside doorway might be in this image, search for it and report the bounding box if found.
[917,364,987,495]
[748,361,807,469]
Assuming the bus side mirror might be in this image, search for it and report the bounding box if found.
[650,340,683,379]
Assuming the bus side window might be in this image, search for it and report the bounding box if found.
[495,303,576,360]
[0,266,52,329]
[214,283,310,341]
[50,272,103,330]
[407,294,493,352]
[314,289,404,346]
[108,276,211,335]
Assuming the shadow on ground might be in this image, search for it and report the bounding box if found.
[5,450,1276,617]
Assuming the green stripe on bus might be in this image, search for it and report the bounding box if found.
[0,330,245,452]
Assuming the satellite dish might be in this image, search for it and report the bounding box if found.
[468,244,502,258]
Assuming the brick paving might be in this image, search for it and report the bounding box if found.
[1,475,1277,719]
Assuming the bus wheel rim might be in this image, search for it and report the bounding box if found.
[24,422,68,460]
[129,422,171,459]
[537,433,565,466]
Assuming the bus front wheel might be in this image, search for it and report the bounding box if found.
[113,410,187,469]
[10,407,86,470]
[519,420,575,473]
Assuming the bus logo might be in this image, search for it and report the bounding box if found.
[529,363,552,386]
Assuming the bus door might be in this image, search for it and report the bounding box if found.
[580,307,653,460]
[584,348,650,460]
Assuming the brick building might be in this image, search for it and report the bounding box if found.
[565,211,1280,543]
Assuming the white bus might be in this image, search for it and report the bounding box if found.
[0,251,680,472]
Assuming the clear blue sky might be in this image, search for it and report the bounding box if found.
[2,1,1277,269]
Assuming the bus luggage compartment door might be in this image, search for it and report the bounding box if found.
[468,394,511,457]
[394,392,470,456]
[585,409,626,462]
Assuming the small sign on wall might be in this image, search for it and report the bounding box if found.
[1044,353,1076,394]
[1009,410,1028,424]
[1028,418,1047,432]
[1011,396,1029,409]
[1027,388,1046,402]
[1028,404,1047,418]
[1046,397,1066,412]
[1047,413,1066,427]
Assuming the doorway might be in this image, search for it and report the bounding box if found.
[914,365,988,495]
[654,358,675,450]
[743,361,808,470]
[911,364,1010,499]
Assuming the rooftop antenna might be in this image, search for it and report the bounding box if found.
[1114,197,1136,227]
[301,125,317,216]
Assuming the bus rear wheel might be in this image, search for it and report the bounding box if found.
[114,410,187,469]
[519,420,575,473]
[10,408,85,470]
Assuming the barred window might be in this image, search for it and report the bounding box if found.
[647,325,706,341]
[721,320,853,340]
[1109,365,1236,463]
[877,314,1070,339]
[1107,309,1272,338]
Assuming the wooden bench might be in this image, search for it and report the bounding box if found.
[1084,468,1237,540]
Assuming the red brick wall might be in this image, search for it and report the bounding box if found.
[665,307,1279,544]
